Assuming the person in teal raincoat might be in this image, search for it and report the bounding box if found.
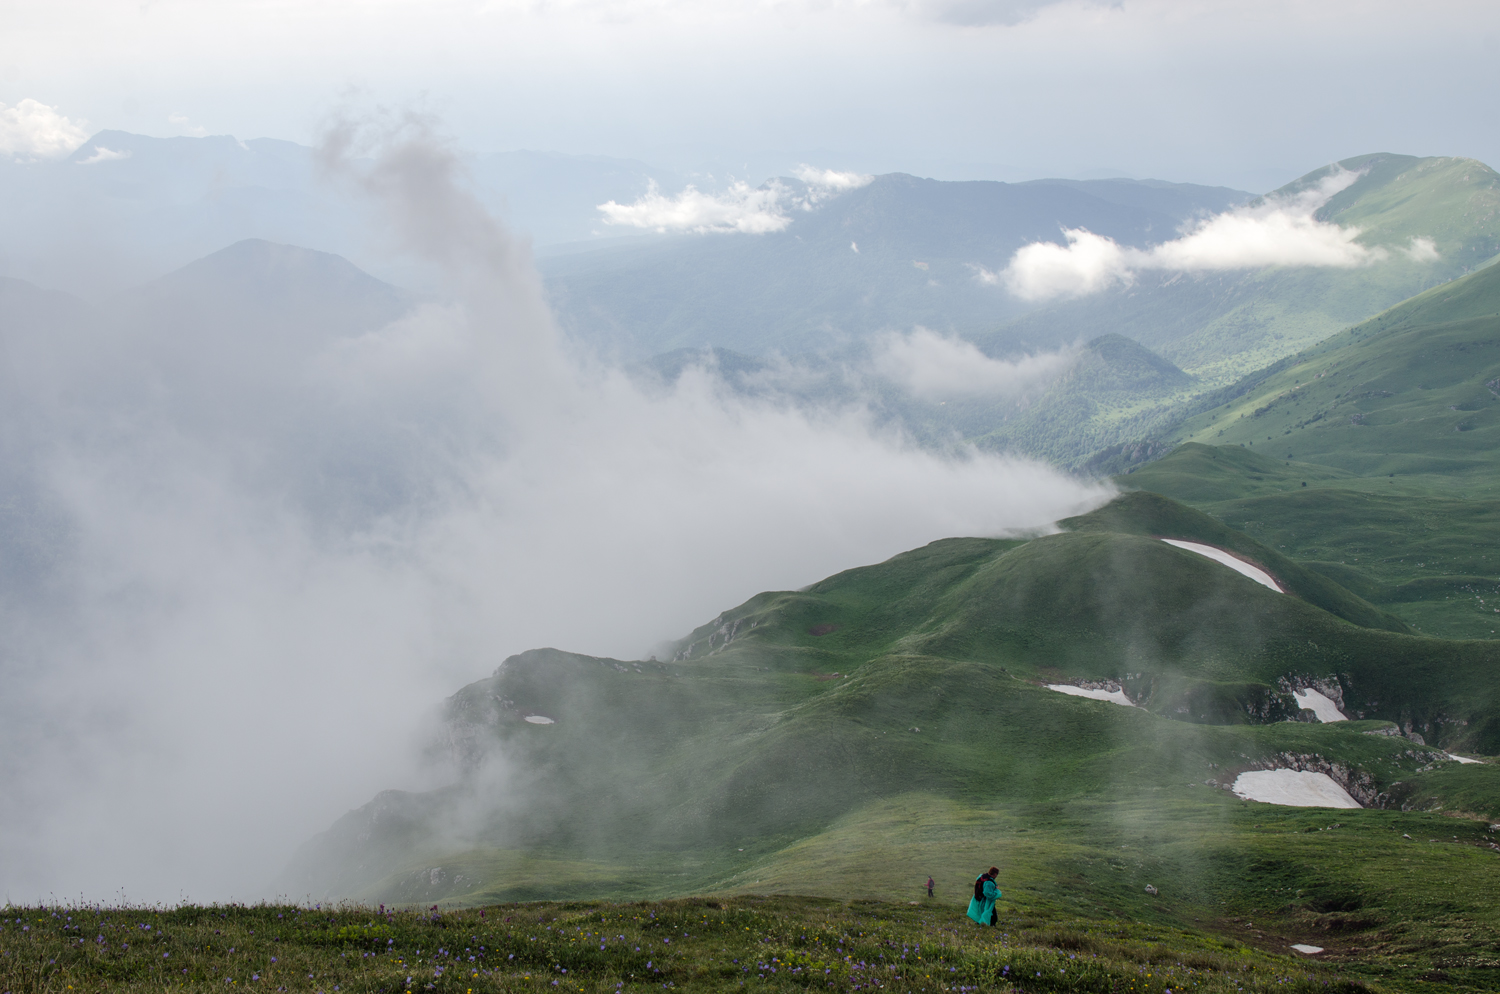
[967,867,1001,925]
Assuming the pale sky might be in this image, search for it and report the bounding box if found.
[3,0,1499,189]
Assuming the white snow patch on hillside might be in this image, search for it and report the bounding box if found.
[523,715,555,724]
[1046,684,1134,707]
[1447,753,1481,764]
[1294,688,1347,722]
[1291,944,1324,955]
[1232,770,1361,808]
[1161,539,1283,592]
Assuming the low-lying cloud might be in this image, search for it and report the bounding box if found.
[0,98,89,160]
[598,164,872,233]
[987,166,1414,301]
[1403,236,1440,262]
[792,164,874,192]
[598,178,793,233]
[872,327,1075,400]
[0,119,1111,903]
[76,144,131,165]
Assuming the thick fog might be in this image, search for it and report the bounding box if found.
[0,120,1111,904]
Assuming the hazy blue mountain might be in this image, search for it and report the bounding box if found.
[541,173,1251,359]
[119,237,417,344]
[0,132,353,295]
[968,334,1196,463]
[0,132,685,296]
[0,275,97,338]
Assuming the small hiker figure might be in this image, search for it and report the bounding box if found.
[926,875,935,898]
[967,867,1001,926]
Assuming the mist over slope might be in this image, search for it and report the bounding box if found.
[0,124,1109,904]
[287,489,1500,965]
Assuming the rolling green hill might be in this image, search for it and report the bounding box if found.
[286,491,1500,984]
[963,154,1500,467]
[967,335,1201,464]
[1098,257,1500,638]
[1163,255,1500,485]
[1122,445,1500,640]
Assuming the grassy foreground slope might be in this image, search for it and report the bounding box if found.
[281,493,1500,986]
[0,897,1390,994]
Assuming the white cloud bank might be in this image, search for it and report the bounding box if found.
[599,179,793,233]
[0,98,89,160]
[873,327,1074,400]
[599,164,872,233]
[1403,236,1440,262]
[986,167,1429,301]
[77,145,130,165]
[792,163,875,192]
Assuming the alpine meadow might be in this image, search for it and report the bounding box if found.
[3,2,1500,993]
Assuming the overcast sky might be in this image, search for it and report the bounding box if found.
[4,0,1499,191]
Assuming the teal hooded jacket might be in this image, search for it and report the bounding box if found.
[966,876,999,925]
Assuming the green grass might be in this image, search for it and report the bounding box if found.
[1118,445,1500,639]
[1165,259,1500,491]
[0,893,1462,994]
[1104,258,1500,636]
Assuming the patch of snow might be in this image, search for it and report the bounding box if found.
[524,715,555,724]
[1293,688,1347,722]
[1290,944,1324,955]
[1161,539,1283,592]
[1447,753,1481,764]
[1232,770,1360,808]
[1046,684,1134,707]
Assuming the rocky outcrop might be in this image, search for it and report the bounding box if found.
[1276,674,1350,713]
[443,687,510,772]
[673,611,762,660]
[1206,752,1382,806]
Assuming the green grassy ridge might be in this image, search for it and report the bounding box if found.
[1164,260,1500,486]
[1116,446,1500,641]
[696,496,1493,747]
[970,336,1204,471]
[0,897,1394,994]
[1114,444,1355,502]
[1104,261,1500,637]
[1060,490,1407,633]
[1306,155,1500,268]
